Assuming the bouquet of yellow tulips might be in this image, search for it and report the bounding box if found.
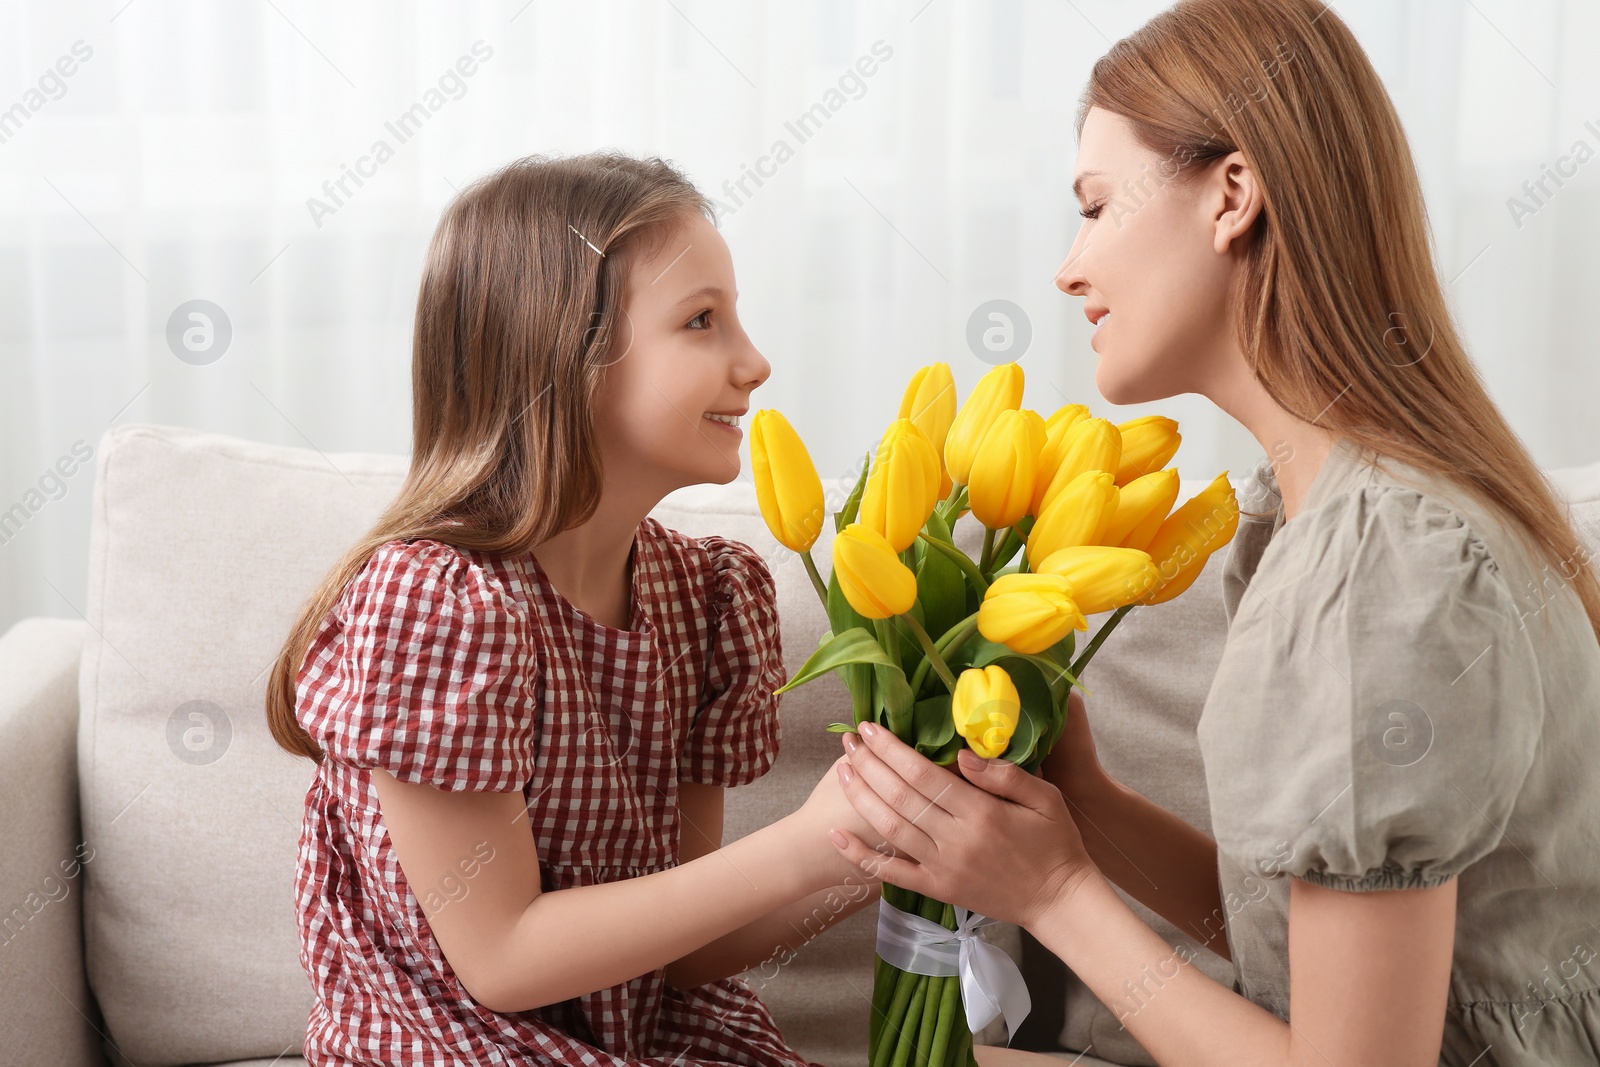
[751,360,1239,1067]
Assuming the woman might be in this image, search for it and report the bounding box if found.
[825,1,1600,1064]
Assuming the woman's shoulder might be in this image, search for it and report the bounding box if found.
[1271,453,1516,598]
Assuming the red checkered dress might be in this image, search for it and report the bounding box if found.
[293,516,822,1067]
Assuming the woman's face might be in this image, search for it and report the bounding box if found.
[1056,106,1255,406]
[595,212,771,494]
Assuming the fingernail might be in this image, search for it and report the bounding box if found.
[828,829,848,849]
[838,762,853,783]
[860,722,878,739]
[959,749,987,772]
[843,733,858,752]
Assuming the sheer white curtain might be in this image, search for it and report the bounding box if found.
[1,0,1594,633]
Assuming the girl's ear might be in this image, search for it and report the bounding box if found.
[1211,150,1265,256]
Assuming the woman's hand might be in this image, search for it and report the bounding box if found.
[828,722,1101,929]
[1039,688,1111,806]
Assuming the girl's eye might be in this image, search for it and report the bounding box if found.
[1079,202,1104,221]
[687,309,712,330]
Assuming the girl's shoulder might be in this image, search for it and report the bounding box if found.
[338,535,528,627]
[639,516,777,616]
[302,535,540,792]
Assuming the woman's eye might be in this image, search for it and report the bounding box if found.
[1079,202,1104,221]
[687,309,712,330]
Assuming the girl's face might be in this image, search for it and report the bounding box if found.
[1056,106,1260,406]
[595,212,771,495]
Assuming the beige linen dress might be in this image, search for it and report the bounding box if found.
[1196,434,1600,1063]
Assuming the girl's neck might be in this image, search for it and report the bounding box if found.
[531,497,651,630]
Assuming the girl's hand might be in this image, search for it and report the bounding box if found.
[829,724,1100,930]
[797,754,892,886]
[1039,689,1111,806]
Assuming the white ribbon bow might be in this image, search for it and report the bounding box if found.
[874,896,1032,1043]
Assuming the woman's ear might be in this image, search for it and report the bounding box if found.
[1210,149,1265,256]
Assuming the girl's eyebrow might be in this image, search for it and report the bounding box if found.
[672,285,733,307]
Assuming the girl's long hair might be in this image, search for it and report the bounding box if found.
[267,152,712,760]
[1081,0,1600,644]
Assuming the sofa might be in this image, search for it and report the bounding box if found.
[5,422,1597,1067]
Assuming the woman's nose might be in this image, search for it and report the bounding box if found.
[1055,234,1091,295]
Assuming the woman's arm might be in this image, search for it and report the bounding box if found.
[1041,691,1231,958]
[1012,867,1455,1067]
[1067,773,1231,960]
[663,781,882,990]
[371,755,876,1015]
[830,725,1457,1067]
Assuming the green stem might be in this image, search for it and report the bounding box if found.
[1069,602,1136,678]
[898,612,957,692]
[977,526,996,574]
[800,550,828,610]
[935,483,968,527]
[909,612,980,696]
[927,967,962,1067]
[914,970,942,1067]
[917,533,989,595]
[873,967,923,1067]
[889,974,930,1067]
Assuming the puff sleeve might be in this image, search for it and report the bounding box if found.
[678,536,785,788]
[1197,486,1545,891]
[297,539,540,793]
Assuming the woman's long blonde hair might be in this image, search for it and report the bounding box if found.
[1081,0,1600,644]
[266,152,712,760]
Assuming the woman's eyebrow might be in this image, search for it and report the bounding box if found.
[1072,170,1104,199]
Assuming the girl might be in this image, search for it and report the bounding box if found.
[828,1,1600,1065]
[266,152,884,1066]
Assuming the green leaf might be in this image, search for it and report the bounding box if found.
[825,722,857,733]
[874,660,916,737]
[826,565,876,724]
[834,447,873,533]
[774,628,896,695]
[914,513,966,660]
[910,693,955,755]
[929,729,966,767]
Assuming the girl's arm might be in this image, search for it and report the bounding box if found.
[665,878,882,990]
[1041,692,1231,958]
[664,782,882,990]
[372,755,874,1015]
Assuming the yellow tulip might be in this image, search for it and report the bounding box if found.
[943,362,1024,486]
[1098,468,1181,551]
[1032,404,1093,514]
[750,409,826,552]
[1026,469,1118,567]
[1033,545,1160,614]
[831,522,919,619]
[1036,417,1122,513]
[952,665,1021,759]
[898,363,958,499]
[977,572,1087,655]
[1139,472,1240,605]
[966,408,1046,530]
[1114,416,1181,486]
[859,419,942,552]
